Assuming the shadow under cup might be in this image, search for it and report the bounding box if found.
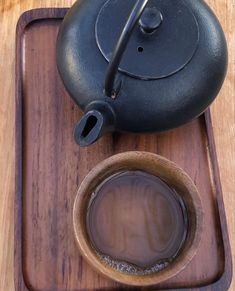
[73,152,203,286]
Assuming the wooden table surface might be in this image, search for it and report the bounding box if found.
[0,1,234,290]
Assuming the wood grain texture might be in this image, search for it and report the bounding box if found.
[0,1,234,291]
[14,10,231,291]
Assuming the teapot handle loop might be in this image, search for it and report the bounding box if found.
[104,0,149,98]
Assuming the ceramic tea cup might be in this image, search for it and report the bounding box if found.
[73,151,203,286]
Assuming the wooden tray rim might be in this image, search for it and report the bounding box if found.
[14,8,233,291]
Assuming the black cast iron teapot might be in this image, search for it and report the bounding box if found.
[57,0,227,147]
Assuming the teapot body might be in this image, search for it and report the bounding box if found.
[57,0,227,146]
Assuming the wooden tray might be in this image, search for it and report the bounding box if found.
[15,9,232,291]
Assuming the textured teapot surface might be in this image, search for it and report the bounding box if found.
[57,0,227,146]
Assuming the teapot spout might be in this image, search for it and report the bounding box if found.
[73,104,115,147]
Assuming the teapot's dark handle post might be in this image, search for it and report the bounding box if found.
[105,0,149,98]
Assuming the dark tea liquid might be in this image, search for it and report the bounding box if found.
[86,171,188,274]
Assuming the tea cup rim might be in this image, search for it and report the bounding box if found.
[73,151,204,286]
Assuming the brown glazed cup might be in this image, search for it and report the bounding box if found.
[73,151,203,286]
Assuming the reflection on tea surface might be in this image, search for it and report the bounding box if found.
[86,171,188,274]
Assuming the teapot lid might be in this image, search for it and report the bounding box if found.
[96,0,199,80]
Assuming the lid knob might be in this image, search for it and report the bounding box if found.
[139,7,163,33]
